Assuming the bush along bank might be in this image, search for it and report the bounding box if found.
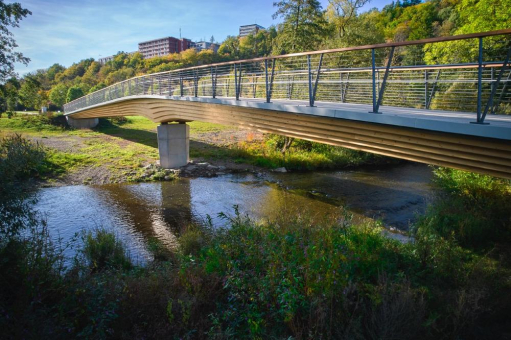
[1,210,511,338]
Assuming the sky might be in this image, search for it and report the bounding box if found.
[11,0,391,75]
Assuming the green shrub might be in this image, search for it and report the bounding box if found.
[19,112,69,130]
[0,133,45,184]
[0,134,46,237]
[413,167,511,248]
[78,229,133,273]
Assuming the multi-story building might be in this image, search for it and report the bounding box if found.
[191,41,219,53]
[239,24,265,37]
[98,55,115,64]
[97,51,137,65]
[138,37,192,59]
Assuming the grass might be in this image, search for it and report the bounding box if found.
[413,167,511,249]
[0,114,395,181]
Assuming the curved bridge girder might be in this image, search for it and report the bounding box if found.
[68,97,511,179]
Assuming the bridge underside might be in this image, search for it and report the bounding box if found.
[67,97,511,179]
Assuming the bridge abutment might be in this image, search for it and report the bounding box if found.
[66,116,99,129]
[157,123,189,169]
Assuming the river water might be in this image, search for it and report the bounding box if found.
[32,162,434,262]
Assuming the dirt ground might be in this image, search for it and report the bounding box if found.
[28,128,267,186]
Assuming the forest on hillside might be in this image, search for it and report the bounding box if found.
[0,0,509,112]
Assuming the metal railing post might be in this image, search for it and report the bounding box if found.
[426,70,441,109]
[424,70,428,109]
[309,54,324,107]
[253,75,257,98]
[371,49,377,112]
[179,72,183,97]
[474,37,484,123]
[482,44,511,121]
[211,66,217,98]
[234,64,239,100]
[264,60,269,102]
[373,46,395,113]
[194,70,198,97]
[308,55,313,106]
[267,59,276,103]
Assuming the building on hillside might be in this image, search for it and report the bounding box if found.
[191,41,219,53]
[138,37,192,59]
[98,55,114,64]
[98,51,137,65]
[239,24,265,37]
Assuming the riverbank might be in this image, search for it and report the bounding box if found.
[0,114,397,186]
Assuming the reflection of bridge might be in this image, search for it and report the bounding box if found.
[64,30,511,179]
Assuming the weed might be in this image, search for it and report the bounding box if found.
[77,229,133,273]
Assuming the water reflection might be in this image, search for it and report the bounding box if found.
[33,163,434,261]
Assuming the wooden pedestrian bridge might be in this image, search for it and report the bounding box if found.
[64,29,511,179]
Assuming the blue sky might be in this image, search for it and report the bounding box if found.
[12,0,391,75]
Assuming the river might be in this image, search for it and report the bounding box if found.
[32,162,435,263]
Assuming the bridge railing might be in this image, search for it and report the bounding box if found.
[64,29,511,124]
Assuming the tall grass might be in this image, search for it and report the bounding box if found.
[413,167,511,248]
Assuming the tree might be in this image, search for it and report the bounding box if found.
[218,36,240,58]
[19,76,42,109]
[272,0,328,53]
[66,86,84,103]
[326,0,371,37]
[210,35,215,43]
[49,84,68,108]
[0,1,32,83]
[88,82,107,94]
[0,77,21,112]
[46,63,65,82]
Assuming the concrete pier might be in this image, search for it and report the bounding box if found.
[66,116,98,129]
[157,123,189,168]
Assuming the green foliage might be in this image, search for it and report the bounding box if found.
[66,85,84,103]
[0,134,46,238]
[18,75,43,109]
[88,82,107,93]
[49,83,68,108]
[0,134,45,186]
[413,167,511,248]
[220,133,396,171]
[273,0,329,53]
[78,229,133,273]
[0,0,31,82]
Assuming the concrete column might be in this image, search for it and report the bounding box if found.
[66,116,99,129]
[157,123,189,168]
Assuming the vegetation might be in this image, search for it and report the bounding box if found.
[1,168,510,338]
[414,167,511,249]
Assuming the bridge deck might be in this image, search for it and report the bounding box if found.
[84,95,511,141]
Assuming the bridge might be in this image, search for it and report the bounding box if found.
[64,29,511,179]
